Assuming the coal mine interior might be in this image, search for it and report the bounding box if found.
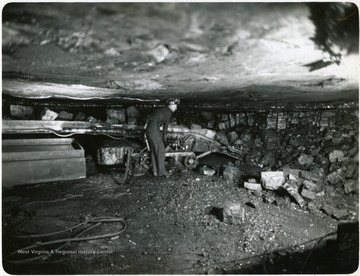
[2,2,359,275]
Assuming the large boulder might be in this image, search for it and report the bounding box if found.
[261,171,285,190]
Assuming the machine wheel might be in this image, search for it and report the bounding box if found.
[140,155,151,169]
[183,154,198,169]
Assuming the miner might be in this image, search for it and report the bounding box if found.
[145,98,180,177]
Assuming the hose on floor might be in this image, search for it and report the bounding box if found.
[6,216,127,264]
[6,194,128,264]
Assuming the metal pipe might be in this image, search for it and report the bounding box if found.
[196,150,214,159]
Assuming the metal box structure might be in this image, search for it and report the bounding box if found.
[2,138,86,187]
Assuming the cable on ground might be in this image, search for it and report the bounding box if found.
[6,216,127,264]
[6,194,128,264]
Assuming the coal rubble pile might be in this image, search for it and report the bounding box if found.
[271,127,355,218]
[190,109,359,221]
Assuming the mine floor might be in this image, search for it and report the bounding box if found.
[2,155,359,274]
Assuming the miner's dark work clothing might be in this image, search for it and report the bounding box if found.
[145,106,172,175]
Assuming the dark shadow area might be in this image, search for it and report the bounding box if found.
[226,221,359,274]
[306,2,359,71]
[206,207,224,222]
[245,202,256,209]
[304,60,334,72]
[308,2,359,53]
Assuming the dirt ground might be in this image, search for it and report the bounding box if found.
[2,155,359,274]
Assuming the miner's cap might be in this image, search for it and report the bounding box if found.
[166,98,180,106]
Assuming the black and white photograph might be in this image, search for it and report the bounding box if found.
[2,1,359,274]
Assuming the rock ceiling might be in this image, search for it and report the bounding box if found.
[2,2,359,105]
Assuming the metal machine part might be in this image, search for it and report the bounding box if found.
[95,127,245,182]
[97,146,127,166]
[183,153,199,169]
